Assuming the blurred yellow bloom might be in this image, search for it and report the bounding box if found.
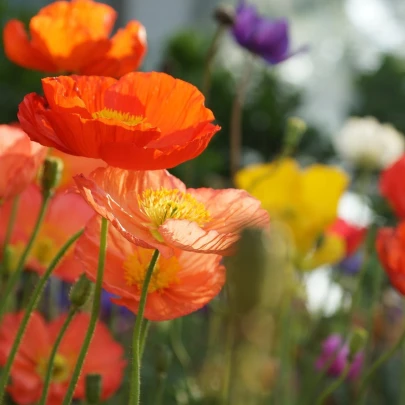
[235,158,349,270]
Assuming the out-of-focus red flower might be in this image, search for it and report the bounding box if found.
[328,218,367,256]
[74,167,269,258]
[18,73,220,170]
[0,311,125,405]
[50,149,106,191]
[3,0,146,77]
[376,223,405,295]
[0,185,93,282]
[380,155,405,218]
[76,216,226,321]
[0,124,47,202]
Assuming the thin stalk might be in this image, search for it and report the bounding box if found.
[202,25,225,99]
[221,312,235,405]
[129,249,160,405]
[1,195,20,265]
[0,228,83,405]
[140,320,151,359]
[154,373,168,405]
[170,317,190,370]
[0,191,51,321]
[62,218,108,405]
[315,364,350,405]
[39,307,77,405]
[358,327,405,398]
[230,56,254,179]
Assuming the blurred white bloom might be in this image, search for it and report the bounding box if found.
[335,116,405,169]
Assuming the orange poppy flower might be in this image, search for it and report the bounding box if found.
[0,311,125,405]
[3,0,146,77]
[0,124,47,202]
[50,149,106,191]
[0,185,93,282]
[74,167,269,257]
[376,222,405,295]
[18,73,220,170]
[76,216,226,321]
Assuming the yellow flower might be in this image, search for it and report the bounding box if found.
[235,158,349,270]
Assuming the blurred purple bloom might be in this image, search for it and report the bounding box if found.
[232,1,303,64]
[339,252,363,275]
[315,334,364,380]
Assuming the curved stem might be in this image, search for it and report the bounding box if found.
[39,307,77,405]
[0,191,51,321]
[358,327,405,398]
[0,228,83,405]
[154,373,168,405]
[315,364,350,405]
[129,249,160,405]
[61,218,108,405]
[140,320,151,359]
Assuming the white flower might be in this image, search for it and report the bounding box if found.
[335,116,405,170]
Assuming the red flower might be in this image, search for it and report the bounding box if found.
[0,185,93,282]
[0,311,125,405]
[18,73,220,170]
[76,216,226,321]
[380,155,405,218]
[0,124,47,202]
[3,0,146,77]
[74,167,269,258]
[328,218,367,256]
[376,223,405,294]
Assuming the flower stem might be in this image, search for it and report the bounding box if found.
[314,364,350,405]
[358,327,405,399]
[0,228,83,405]
[0,191,51,321]
[129,249,160,405]
[230,56,254,179]
[140,320,151,359]
[169,317,190,370]
[39,306,77,405]
[62,218,108,405]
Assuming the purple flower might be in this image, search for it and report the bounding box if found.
[315,334,364,380]
[339,252,363,275]
[232,1,302,64]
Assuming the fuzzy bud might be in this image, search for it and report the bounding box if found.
[349,327,367,360]
[40,157,63,196]
[85,374,102,404]
[69,274,92,309]
[213,4,235,26]
[283,117,307,156]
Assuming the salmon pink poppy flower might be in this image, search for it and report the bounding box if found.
[380,154,405,219]
[0,311,125,405]
[0,184,93,282]
[0,124,47,202]
[74,167,269,258]
[76,216,226,321]
[376,222,405,295]
[18,72,220,170]
[3,0,146,77]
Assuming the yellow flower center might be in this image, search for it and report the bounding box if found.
[37,353,71,383]
[123,249,180,293]
[92,108,144,126]
[31,237,59,267]
[138,188,211,241]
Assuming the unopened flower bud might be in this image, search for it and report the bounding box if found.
[349,327,367,360]
[155,345,172,376]
[213,5,235,26]
[85,374,102,404]
[283,117,307,156]
[40,156,63,196]
[69,274,92,309]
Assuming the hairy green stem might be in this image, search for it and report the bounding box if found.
[0,191,51,321]
[315,364,350,405]
[62,218,108,405]
[0,228,83,405]
[39,307,77,405]
[129,249,160,405]
[140,320,151,359]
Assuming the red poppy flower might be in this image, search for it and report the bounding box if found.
[376,222,405,295]
[328,218,367,256]
[0,124,47,202]
[3,0,146,77]
[0,185,93,282]
[74,167,269,258]
[380,155,405,218]
[0,311,125,405]
[18,73,220,170]
[76,216,226,321]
